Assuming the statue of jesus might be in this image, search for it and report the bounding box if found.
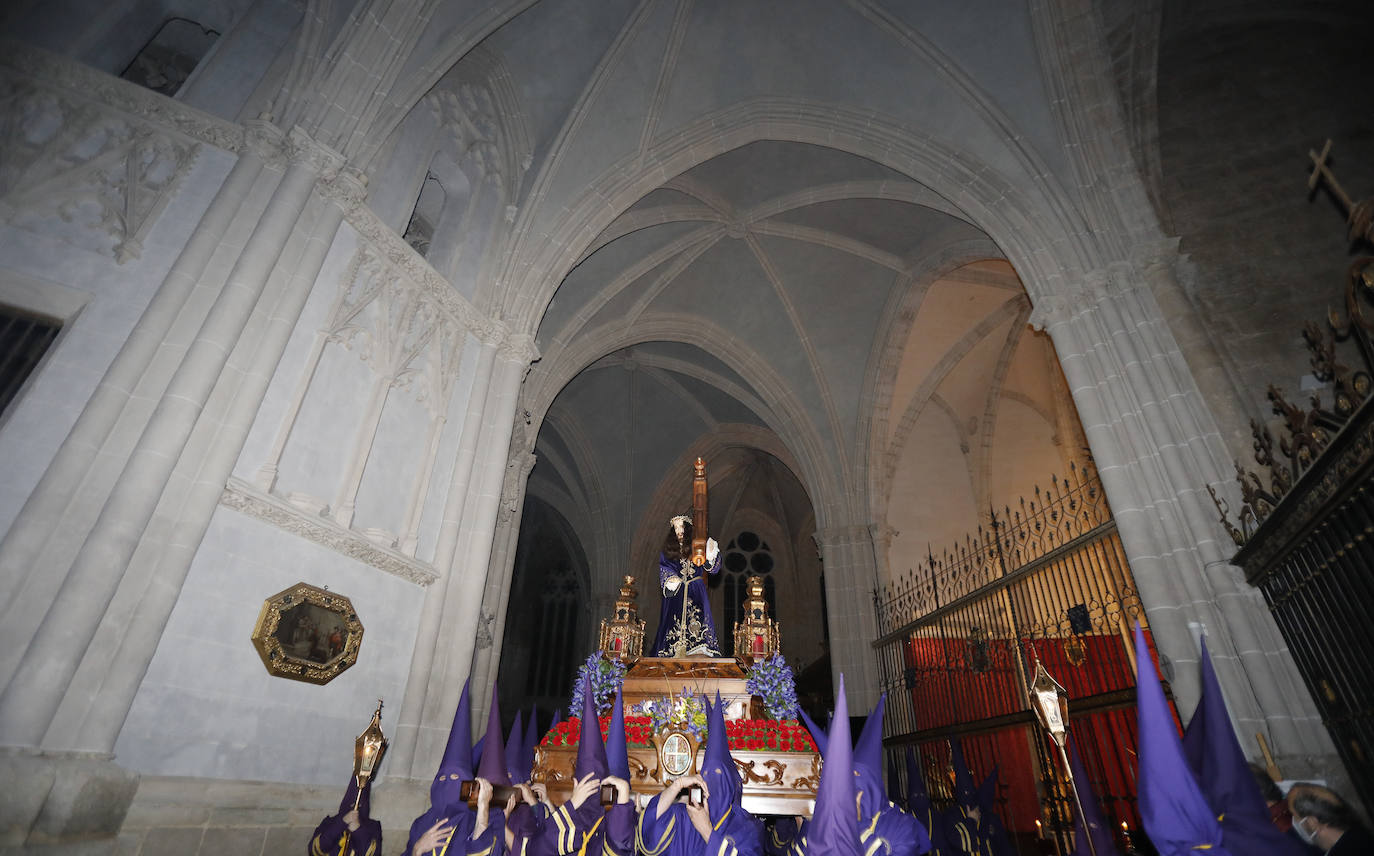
[650,515,722,657]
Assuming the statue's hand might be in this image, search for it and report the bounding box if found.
[664,576,682,593]
[705,537,719,564]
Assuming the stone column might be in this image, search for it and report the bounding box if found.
[0,125,344,747]
[470,446,537,714]
[50,167,367,753]
[390,336,499,779]
[1034,264,1333,769]
[404,336,535,773]
[0,124,266,686]
[813,525,882,709]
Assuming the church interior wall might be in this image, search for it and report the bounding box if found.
[115,505,426,785]
[1155,14,1374,446]
[0,144,236,539]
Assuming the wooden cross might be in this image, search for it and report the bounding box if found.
[1308,139,1354,214]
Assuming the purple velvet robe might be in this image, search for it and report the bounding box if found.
[651,551,722,656]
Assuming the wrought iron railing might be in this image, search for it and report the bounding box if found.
[873,463,1147,854]
[874,460,1114,638]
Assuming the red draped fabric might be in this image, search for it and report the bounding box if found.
[903,627,1163,843]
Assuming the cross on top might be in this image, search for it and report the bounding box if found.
[1308,138,1354,213]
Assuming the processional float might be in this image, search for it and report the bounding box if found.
[534,458,822,816]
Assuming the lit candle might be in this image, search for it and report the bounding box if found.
[1035,819,1043,839]
[1121,821,1129,832]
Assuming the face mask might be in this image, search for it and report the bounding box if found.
[1292,817,1318,846]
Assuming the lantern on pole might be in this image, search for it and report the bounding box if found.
[1027,658,1095,856]
[353,699,388,808]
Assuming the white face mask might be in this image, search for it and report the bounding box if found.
[1292,816,1318,846]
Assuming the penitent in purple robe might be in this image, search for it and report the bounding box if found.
[651,551,722,656]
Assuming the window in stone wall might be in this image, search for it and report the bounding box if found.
[720,531,775,657]
[0,307,60,420]
[526,562,580,699]
[120,17,221,97]
[403,174,445,257]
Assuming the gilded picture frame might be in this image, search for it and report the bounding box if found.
[251,582,364,685]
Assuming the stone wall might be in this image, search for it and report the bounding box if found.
[1158,17,1374,436]
[115,777,428,856]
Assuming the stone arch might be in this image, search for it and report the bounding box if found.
[626,423,808,601]
[521,313,840,526]
[856,240,1007,528]
[497,98,1107,336]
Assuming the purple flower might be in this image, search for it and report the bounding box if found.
[746,653,798,720]
[568,652,628,717]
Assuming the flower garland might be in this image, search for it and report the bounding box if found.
[567,652,627,717]
[745,652,799,721]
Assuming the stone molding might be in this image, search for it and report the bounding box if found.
[219,478,438,587]
[0,40,243,153]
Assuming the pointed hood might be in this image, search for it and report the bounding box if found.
[808,674,862,856]
[977,765,998,816]
[905,747,930,819]
[886,750,903,807]
[701,692,741,822]
[1069,737,1122,856]
[950,738,977,807]
[429,678,474,810]
[853,693,887,813]
[574,674,609,779]
[475,682,511,786]
[506,710,525,785]
[1134,623,1229,856]
[799,707,828,755]
[606,685,630,780]
[522,707,539,778]
[1183,637,1309,856]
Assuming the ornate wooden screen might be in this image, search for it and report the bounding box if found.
[873,463,1152,854]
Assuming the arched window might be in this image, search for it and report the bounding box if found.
[525,562,580,698]
[403,173,445,257]
[720,531,775,657]
[120,18,220,96]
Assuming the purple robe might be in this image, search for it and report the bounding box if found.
[310,814,382,856]
[651,551,722,656]
[637,794,764,856]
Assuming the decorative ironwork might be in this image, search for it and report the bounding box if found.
[874,460,1111,637]
[873,463,1150,854]
[1222,146,1374,811]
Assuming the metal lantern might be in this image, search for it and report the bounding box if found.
[353,699,388,809]
[1027,658,1095,856]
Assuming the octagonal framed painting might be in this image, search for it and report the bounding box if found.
[251,582,364,684]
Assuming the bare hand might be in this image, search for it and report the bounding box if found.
[686,799,713,842]
[342,809,360,831]
[472,778,493,839]
[570,772,602,810]
[603,775,631,804]
[516,783,537,806]
[413,819,453,854]
[659,775,708,818]
[531,783,550,805]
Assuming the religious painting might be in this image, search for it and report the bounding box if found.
[251,582,364,685]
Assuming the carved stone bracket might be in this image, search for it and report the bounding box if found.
[220,478,438,586]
